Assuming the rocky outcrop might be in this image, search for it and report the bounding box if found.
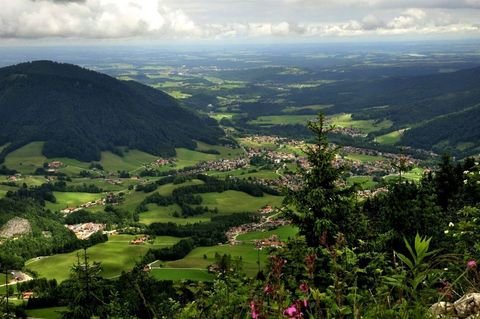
[0,217,32,238]
[431,293,480,318]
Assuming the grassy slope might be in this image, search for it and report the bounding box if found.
[4,142,46,174]
[100,150,159,173]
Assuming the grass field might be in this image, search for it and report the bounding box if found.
[375,129,407,145]
[166,243,267,276]
[344,153,386,163]
[150,268,214,281]
[346,176,378,189]
[139,204,210,225]
[197,191,284,214]
[384,167,425,182]
[248,115,316,126]
[195,141,244,158]
[328,113,392,134]
[26,235,180,282]
[209,112,237,121]
[25,307,67,319]
[175,148,219,169]
[100,150,159,173]
[157,179,205,196]
[236,225,299,241]
[4,142,46,174]
[282,104,332,113]
[45,192,104,212]
[209,168,280,180]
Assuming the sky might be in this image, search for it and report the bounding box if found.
[0,0,479,44]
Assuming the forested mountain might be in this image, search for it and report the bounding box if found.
[0,61,223,162]
[282,66,480,155]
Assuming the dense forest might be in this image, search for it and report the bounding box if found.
[0,61,223,162]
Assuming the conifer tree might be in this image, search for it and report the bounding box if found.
[284,114,363,247]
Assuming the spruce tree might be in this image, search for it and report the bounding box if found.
[284,114,362,247]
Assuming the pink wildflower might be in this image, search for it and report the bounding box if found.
[250,300,259,319]
[263,284,273,295]
[283,303,302,318]
[467,260,477,269]
[299,282,309,293]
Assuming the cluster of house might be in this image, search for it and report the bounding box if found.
[65,223,105,239]
[6,173,22,182]
[255,234,285,249]
[45,161,64,173]
[194,157,249,172]
[331,126,366,138]
[130,235,150,245]
[242,135,305,149]
[105,178,123,185]
[152,158,176,167]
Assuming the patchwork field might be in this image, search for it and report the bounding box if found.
[26,235,181,282]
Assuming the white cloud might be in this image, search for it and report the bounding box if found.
[0,0,478,40]
[0,0,199,39]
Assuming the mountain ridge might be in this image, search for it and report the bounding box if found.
[0,61,223,162]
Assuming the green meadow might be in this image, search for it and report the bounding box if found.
[45,192,104,212]
[139,204,210,225]
[166,243,268,276]
[375,129,407,145]
[344,153,386,163]
[328,113,392,134]
[26,235,180,282]
[236,225,299,241]
[197,191,284,214]
[25,307,67,319]
[150,268,214,281]
[249,115,316,126]
[195,141,244,158]
[100,150,159,173]
[174,148,219,169]
[346,176,378,189]
[4,142,46,173]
